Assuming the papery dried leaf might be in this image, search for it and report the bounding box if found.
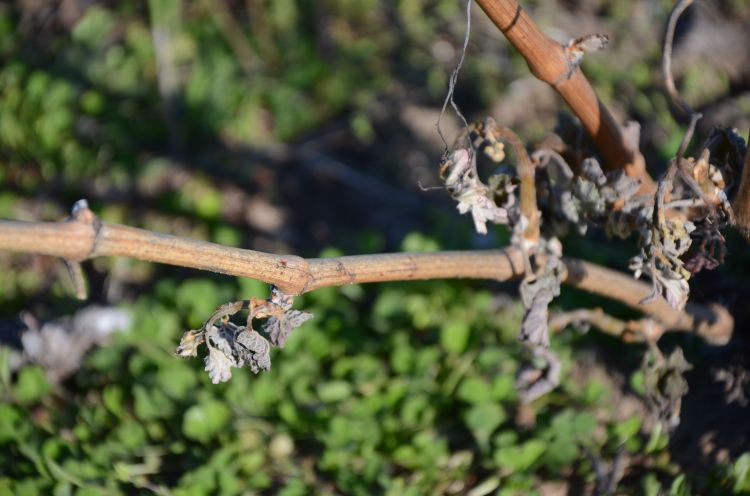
[456,190,508,234]
[602,170,640,203]
[629,255,645,279]
[570,33,609,54]
[631,255,691,310]
[606,202,647,239]
[581,158,607,186]
[635,218,695,310]
[176,329,205,358]
[574,177,606,217]
[236,328,272,374]
[269,286,294,311]
[661,275,691,310]
[208,324,236,356]
[684,218,726,273]
[519,257,563,347]
[622,121,641,154]
[203,325,239,384]
[661,219,695,258]
[488,173,519,205]
[519,289,555,348]
[535,150,586,235]
[515,348,562,403]
[264,310,314,348]
[204,343,235,384]
[441,148,473,187]
[643,346,692,430]
[559,190,585,234]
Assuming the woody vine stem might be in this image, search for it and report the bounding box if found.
[0,200,733,345]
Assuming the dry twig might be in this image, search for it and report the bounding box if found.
[0,201,732,344]
[733,129,750,241]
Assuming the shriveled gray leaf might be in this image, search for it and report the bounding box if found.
[602,170,640,203]
[643,346,692,430]
[515,348,562,403]
[204,343,235,384]
[661,219,695,258]
[456,190,508,235]
[443,148,473,189]
[204,325,239,384]
[235,327,272,374]
[606,204,647,239]
[176,329,205,358]
[660,273,691,310]
[269,286,294,311]
[519,289,555,348]
[535,150,586,235]
[631,255,692,310]
[264,310,314,348]
[441,147,511,235]
[633,217,694,310]
[581,158,607,186]
[574,177,605,217]
[519,257,563,347]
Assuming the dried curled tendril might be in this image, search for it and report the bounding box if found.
[175,286,313,384]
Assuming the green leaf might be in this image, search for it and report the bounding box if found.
[733,453,750,493]
[457,377,492,404]
[0,345,11,393]
[400,232,440,252]
[43,453,84,487]
[491,375,516,401]
[573,411,596,437]
[494,439,547,473]
[14,366,52,405]
[317,381,352,403]
[613,416,642,444]
[642,473,663,496]
[464,403,506,450]
[544,435,579,468]
[440,321,470,354]
[175,279,229,328]
[278,479,308,496]
[583,378,609,404]
[0,404,21,443]
[71,6,114,47]
[115,419,147,451]
[645,422,669,454]
[15,478,48,496]
[183,400,232,443]
[630,370,646,395]
[102,386,124,418]
[157,362,198,401]
[669,474,690,496]
[237,278,269,299]
[133,385,173,420]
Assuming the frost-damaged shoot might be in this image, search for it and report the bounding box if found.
[176,287,313,384]
[438,117,745,402]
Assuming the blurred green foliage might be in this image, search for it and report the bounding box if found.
[1,256,749,494]
[1,0,749,494]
